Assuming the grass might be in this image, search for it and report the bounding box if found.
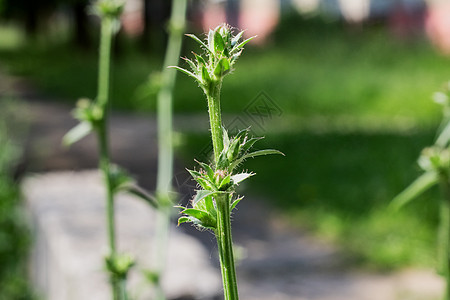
[0,15,450,270]
[0,17,449,123]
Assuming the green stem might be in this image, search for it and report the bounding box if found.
[98,17,113,108]
[120,278,128,300]
[96,15,120,300]
[215,193,239,300]
[154,0,187,299]
[439,174,450,300]
[206,83,224,166]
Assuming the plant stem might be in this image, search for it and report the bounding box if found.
[98,17,113,108]
[439,174,450,300]
[215,193,239,300]
[206,74,239,300]
[96,15,121,300]
[154,0,187,299]
[206,83,224,166]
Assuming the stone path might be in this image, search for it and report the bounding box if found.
[1,72,445,299]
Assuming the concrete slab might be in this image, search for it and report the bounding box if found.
[23,170,221,300]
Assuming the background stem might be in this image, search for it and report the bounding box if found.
[154,0,187,298]
[97,17,113,109]
[439,174,450,300]
[96,15,121,300]
[215,193,239,300]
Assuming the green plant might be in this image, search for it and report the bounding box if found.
[63,1,156,299]
[173,24,283,300]
[0,100,36,300]
[392,83,450,299]
[150,0,188,299]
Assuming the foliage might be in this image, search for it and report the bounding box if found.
[0,100,35,299]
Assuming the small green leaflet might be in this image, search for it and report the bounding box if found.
[63,121,92,146]
[390,171,439,211]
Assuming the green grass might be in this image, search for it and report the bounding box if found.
[0,17,449,123]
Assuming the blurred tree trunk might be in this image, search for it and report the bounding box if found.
[24,5,39,37]
[141,0,151,48]
[72,0,91,49]
[140,0,170,52]
[226,0,239,28]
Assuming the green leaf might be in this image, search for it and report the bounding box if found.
[390,171,439,210]
[231,31,244,46]
[222,127,230,148]
[63,121,92,146]
[186,34,211,53]
[195,160,214,180]
[230,196,243,211]
[214,57,231,77]
[168,66,198,80]
[229,149,284,171]
[232,36,255,53]
[181,208,217,229]
[234,128,249,142]
[217,150,230,170]
[204,194,216,215]
[182,57,197,72]
[188,168,215,190]
[192,189,216,206]
[187,168,202,178]
[178,216,196,226]
[182,208,210,220]
[218,174,232,191]
[208,29,215,52]
[213,30,225,52]
[194,53,207,66]
[121,184,158,209]
[231,173,254,185]
[241,137,263,154]
[436,120,450,147]
[227,133,244,161]
[201,65,211,84]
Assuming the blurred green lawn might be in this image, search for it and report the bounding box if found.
[1,16,450,270]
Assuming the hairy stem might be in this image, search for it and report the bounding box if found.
[154,0,187,299]
[206,83,224,165]
[439,174,450,300]
[215,193,239,300]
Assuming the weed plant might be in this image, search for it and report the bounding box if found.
[173,25,282,299]
[63,1,156,299]
[392,84,450,299]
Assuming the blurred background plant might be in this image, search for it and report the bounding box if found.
[0,99,36,299]
[2,0,450,295]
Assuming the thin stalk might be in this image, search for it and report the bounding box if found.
[97,17,113,108]
[439,174,450,300]
[206,83,223,165]
[154,0,187,299]
[96,15,122,300]
[215,193,239,300]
